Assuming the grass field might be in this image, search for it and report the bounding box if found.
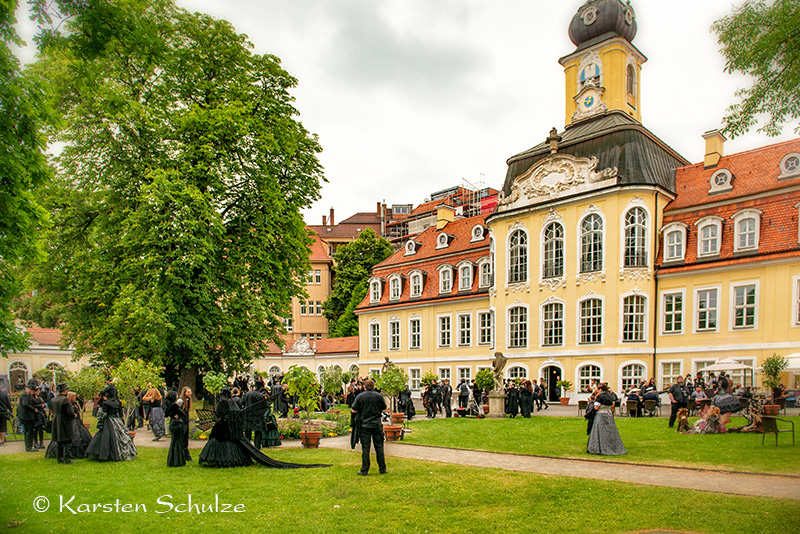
[403,415,800,474]
[1,447,798,534]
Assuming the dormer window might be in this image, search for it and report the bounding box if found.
[404,240,419,256]
[478,258,492,288]
[438,265,453,293]
[662,223,687,263]
[470,225,485,242]
[457,262,474,291]
[409,271,424,298]
[695,216,723,258]
[388,275,402,301]
[732,209,762,252]
[709,169,733,194]
[779,153,800,180]
[436,233,453,250]
[369,278,383,303]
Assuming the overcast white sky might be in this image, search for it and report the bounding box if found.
[16,1,800,223]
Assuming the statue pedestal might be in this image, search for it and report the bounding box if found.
[487,390,506,419]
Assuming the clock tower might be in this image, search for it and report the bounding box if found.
[558,0,645,125]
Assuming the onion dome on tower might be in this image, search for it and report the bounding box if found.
[568,0,637,49]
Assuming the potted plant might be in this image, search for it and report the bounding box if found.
[201,370,229,409]
[761,353,788,415]
[68,366,106,417]
[556,380,573,406]
[376,365,408,437]
[320,366,345,412]
[284,365,322,448]
[475,369,494,414]
[111,359,162,438]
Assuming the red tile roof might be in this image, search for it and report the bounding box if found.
[262,336,358,356]
[27,328,63,346]
[666,138,800,211]
[307,230,332,262]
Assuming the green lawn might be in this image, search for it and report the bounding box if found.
[403,415,800,474]
[1,448,797,534]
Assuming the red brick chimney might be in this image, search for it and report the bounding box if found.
[322,215,327,226]
[329,207,335,226]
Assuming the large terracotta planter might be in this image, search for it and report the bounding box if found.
[384,425,403,441]
[560,397,570,406]
[390,412,404,425]
[299,430,322,449]
[482,405,490,414]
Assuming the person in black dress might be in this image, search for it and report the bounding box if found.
[47,391,93,460]
[85,385,137,461]
[506,382,519,417]
[166,391,190,467]
[518,380,533,418]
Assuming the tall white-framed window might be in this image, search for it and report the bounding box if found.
[315,270,321,284]
[661,290,684,334]
[508,229,528,284]
[541,300,564,347]
[369,322,381,352]
[507,306,528,348]
[389,319,400,350]
[478,311,493,346]
[439,266,453,293]
[661,361,682,390]
[458,263,473,291]
[409,317,421,350]
[458,367,472,382]
[580,213,604,273]
[732,209,761,252]
[542,222,564,279]
[730,281,758,330]
[621,293,647,342]
[282,317,293,332]
[577,364,602,392]
[579,297,603,344]
[793,274,800,328]
[695,216,723,257]
[479,259,492,288]
[508,366,527,379]
[438,315,452,348]
[389,276,402,301]
[370,279,382,303]
[315,301,322,315]
[457,313,472,346]
[662,223,687,262]
[409,368,421,391]
[621,363,645,391]
[623,207,648,267]
[695,287,720,332]
[409,271,423,298]
[438,367,451,382]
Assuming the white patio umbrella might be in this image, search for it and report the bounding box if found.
[702,358,754,372]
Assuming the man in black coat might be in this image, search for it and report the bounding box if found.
[0,385,12,446]
[51,383,76,464]
[441,379,453,418]
[18,379,41,452]
[351,379,387,476]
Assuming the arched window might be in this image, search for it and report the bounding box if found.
[624,207,647,267]
[621,363,644,391]
[508,230,527,284]
[439,268,452,293]
[268,366,282,375]
[580,214,603,272]
[349,364,359,374]
[317,365,326,383]
[508,366,527,379]
[389,276,401,300]
[578,364,602,392]
[543,223,564,278]
[370,280,381,302]
[410,272,423,297]
[626,64,636,96]
[459,264,472,290]
[508,306,527,348]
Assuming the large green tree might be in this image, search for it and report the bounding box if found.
[0,0,52,356]
[713,0,800,137]
[323,228,393,337]
[30,0,324,388]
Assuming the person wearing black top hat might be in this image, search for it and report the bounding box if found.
[18,379,42,452]
[51,383,77,464]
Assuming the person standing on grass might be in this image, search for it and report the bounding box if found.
[668,376,688,428]
[351,379,387,476]
[0,385,12,446]
[441,379,452,418]
[458,379,469,409]
[50,383,76,464]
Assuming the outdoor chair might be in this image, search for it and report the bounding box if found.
[761,416,795,446]
[643,399,659,417]
[626,400,639,417]
[578,399,588,416]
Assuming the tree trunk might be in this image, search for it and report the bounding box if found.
[178,365,200,400]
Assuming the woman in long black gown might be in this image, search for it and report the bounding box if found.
[46,392,92,460]
[166,391,190,467]
[518,380,533,418]
[199,388,326,469]
[506,383,519,417]
[85,385,137,461]
[587,384,626,455]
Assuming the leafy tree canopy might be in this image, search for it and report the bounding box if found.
[713,0,800,137]
[28,0,324,375]
[0,0,52,356]
[323,228,393,337]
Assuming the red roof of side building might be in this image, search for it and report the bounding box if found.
[262,336,359,356]
[657,138,800,272]
[356,215,490,312]
[308,230,333,262]
[27,328,63,346]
